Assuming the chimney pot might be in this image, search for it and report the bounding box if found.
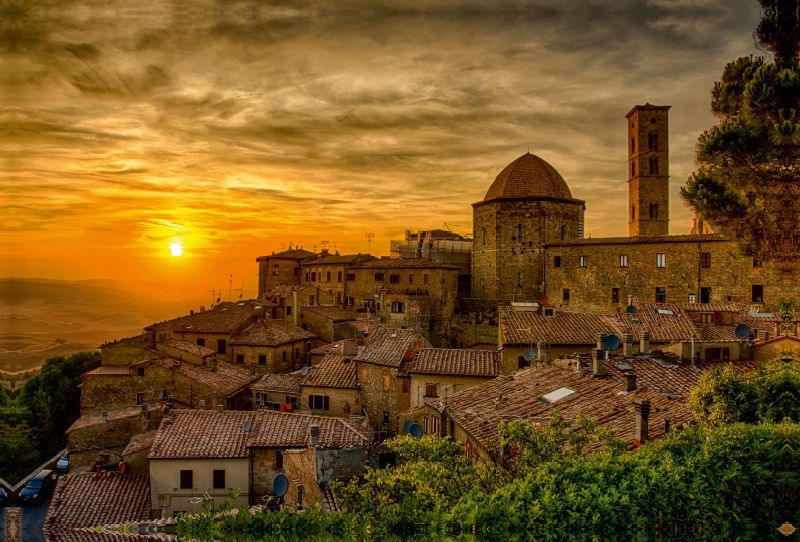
[640,331,651,354]
[592,349,604,375]
[310,424,320,447]
[623,333,633,357]
[624,373,637,392]
[212,357,218,372]
[596,333,607,350]
[634,398,651,442]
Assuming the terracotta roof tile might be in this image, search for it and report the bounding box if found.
[138,355,259,395]
[163,338,216,358]
[500,308,613,345]
[466,343,500,351]
[483,153,573,202]
[149,410,256,459]
[350,258,458,270]
[614,303,701,343]
[43,472,150,542]
[302,355,357,389]
[310,338,360,356]
[257,249,316,261]
[354,328,426,367]
[545,234,725,247]
[302,254,376,266]
[147,303,259,334]
[121,431,156,457]
[303,305,357,322]
[412,349,500,377]
[248,411,371,449]
[682,303,740,313]
[230,320,317,346]
[697,324,738,342]
[66,404,160,434]
[252,373,303,394]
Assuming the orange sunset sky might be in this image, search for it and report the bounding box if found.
[2,0,764,298]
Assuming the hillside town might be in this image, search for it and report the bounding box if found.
[6,104,799,541]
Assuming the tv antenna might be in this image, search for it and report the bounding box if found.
[234,279,244,300]
[365,233,375,255]
[321,240,329,251]
[332,241,339,252]
[206,288,219,305]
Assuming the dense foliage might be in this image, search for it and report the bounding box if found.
[680,0,800,265]
[0,351,100,484]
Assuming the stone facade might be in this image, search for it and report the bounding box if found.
[300,384,359,418]
[753,335,800,362]
[250,448,283,503]
[627,104,670,236]
[408,373,493,409]
[356,362,410,434]
[257,249,316,296]
[230,339,316,374]
[100,334,153,366]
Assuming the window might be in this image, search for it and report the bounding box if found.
[337,271,343,282]
[408,274,414,285]
[753,259,762,268]
[423,274,429,285]
[401,379,409,393]
[656,253,666,268]
[282,351,287,362]
[425,383,438,397]
[275,451,283,469]
[180,470,193,489]
[700,287,711,304]
[688,293,696,303]
[217,339,226,355]
[544,308,554,317]
[137,368,145,377]
[611,288,619,304]
[701,252,711,268]
[308,395,329,410]
[560,224,567,240]
[258,355,266,365]
[382,411,390,424]
[295,347,300,359]
[432,416,440,435]
[346,272,355,281]
[517,224,523,243]
[553,256,562,268]
[618,255,629,267]
[655,287,666,303]
[389,274,400,284]
[577,221,583,238]
[197,338,206,347]
[309,295,315,305]
[336,292,342,304]
[648,132,659,151]
[579,256,588,268]
[375,273,384,281]
[423,416,428,434]
[311,272,317,282]
[236,354,244,364]
[272,265,279,276]
[563,289,570,302]
[631,205,636,220]
[346,296,354,306]
[752,285,764,303]
[305,272,309,282]
[213,470,225,489]
[631,162,636,177]
[286,305,292,315]
[136,392,145,405]
[518,356,531,369]
[391,301,405,313]
[293,267,299,276]
[631,136,636,153]
[482,227,486,246]
[297,486,303,506]
[540,387,576,404]
[326,271,331,282]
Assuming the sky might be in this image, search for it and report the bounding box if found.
[1,0,765,297]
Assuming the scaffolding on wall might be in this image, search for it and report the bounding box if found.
[390,229,472,275]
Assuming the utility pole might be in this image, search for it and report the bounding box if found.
[365,233,375,255]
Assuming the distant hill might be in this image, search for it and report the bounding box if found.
[0,278,210,373]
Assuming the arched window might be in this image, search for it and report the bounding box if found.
[631,205,636,220]
[631,162,636,177]
[648,132,659,151]
[649,157,659,175]
[560,224,567,240]
[631,136,636,153]
[272,265,279,276]
[517,224,523,243]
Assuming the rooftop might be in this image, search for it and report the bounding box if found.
[412,349,500,377]
[230,319,318,346]
[483,153,574,202]
[350,257,459,270]
[146,302,260,334]
[43,472,150,542]
[302,355,357,389]
[257,248,317,261]
[138,355,258,395]
[122,431,157,457]
[302,253,376,266]
[252,372,303,394]
[303,305,358,322]
[248,410,372,449]
[355,327,427,367]
[162,338,216,358]
[66,404,161,434]
[310,338,360,356]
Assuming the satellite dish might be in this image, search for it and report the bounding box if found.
[307,324,313,331]
[158,391,165,400]
[604,334,621,351]
[404,349,415,360]
[243,420,252,431]
[300,366,310,376]
[540,295,550,305]
[413,323,420,331]
[414,340,422,349]
[409,423,423,439]
[626,305,637,314]
[376,316,382,323]
[523,349,537,361]
[735,323,752,339]
[402,419,415,435]
[273,473,289,497]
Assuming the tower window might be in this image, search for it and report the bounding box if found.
[560,225,567,240]
[631,136,636,153]
[480,274,486,290]
[577,221,584,238]
[579,256,588,268]
[553,256,562,268]
[700,287,711,304]
[648,132,659,151]
[655,287,666,303]
[656,253,666,268]
[618,255,629,267]
[631,162,636,177]
[649,203,659,220]
[701,253,711,268]
[752,285,764,303]
[631,205,635,220]
[649,157,659,175]
[611,288,620,304]
[563,289,571,302]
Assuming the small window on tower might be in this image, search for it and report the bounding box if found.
[611,288,619,304]
[648,132,659,151]
[654,203,659,219]
[631,162,636,177]
[701,253,711,268]
[649,157,659,175]
[560,225,567,240]
[649,203,654,220]
[631,136,636,153]
[563,289,571,302]
[553,256,561,268]
[631,205,636,220]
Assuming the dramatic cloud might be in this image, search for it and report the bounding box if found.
[0,0,764,290]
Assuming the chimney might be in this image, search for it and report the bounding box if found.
[200,306,206,313]
[212,357,218,372]
[364,333,370,347]
[640,331,650,354]
[536,341,546,362]
[250,362,256,377]
[101,411,108,424]
[592,349,604,375]
[140,403,148,412]
[190,309,195,315]
[217,404,224,412]
[634,398,651,443]
[198,400,206,408]
[596,333,607,350]
[4,507,22,542]
[623,333,633,357]
[357,345,365,357]
[310,424,320,447]
[167,395,173,409]
[211,392,218,411]
[623,373,637,392]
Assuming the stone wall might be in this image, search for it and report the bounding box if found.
[100,334,153,366]
[298,311,339,343]
[628,105,670,236]
[449,298,502,347]
[230,340,315,374]
[251,448,283,502]
[258,257,303,296]
[357,362,409,434]
[121,447,151,476]
[282,448,319,508]
[408,373,494,409]
[754,336,800,362]
[69,407,162,470]
[299,385,359,418]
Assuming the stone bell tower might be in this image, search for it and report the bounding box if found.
[627,104,670,236]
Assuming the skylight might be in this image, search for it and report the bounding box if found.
[657,309,674,315]
[540,387,576,404]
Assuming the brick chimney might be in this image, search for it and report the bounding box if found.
[596,333,607,350]
[310,424,320,447]
[634,398,651,442]
[4,507,22,542]
[537,341,546,362]
[592,349,604,375]
[640,331,650,354]
[212,357,218,373]
[623,333,633,357]
[623,373,637,392]
[250,362,256,377]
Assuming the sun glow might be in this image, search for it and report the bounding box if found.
[170,243,184,257]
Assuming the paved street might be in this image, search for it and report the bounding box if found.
[0,498,50,542]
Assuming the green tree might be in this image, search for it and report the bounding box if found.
[0,421,40,484]
[0,385,9,409]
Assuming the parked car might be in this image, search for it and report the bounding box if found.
[0,486,7,505]
[56,452,69,474]
[18,470,55,505]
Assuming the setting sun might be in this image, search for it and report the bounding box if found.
[170,243,184,257]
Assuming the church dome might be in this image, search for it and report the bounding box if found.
[484,152,573,201]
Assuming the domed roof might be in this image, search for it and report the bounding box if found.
[484,153,572,202]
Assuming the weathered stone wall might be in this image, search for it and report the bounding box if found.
[314,444,384,484]
[282,448,319,508]
[69,408,161,470]
[754,336,800,362]
[121,447,150,476]
[298,310,338,343]
[174,332,234,361]
[230,340,314,374]
[100,334,152,366]
[300,385,359,417]
[544,238,800,313]
[628,106,670,236]
[251,448,282,502]
[301,264,349,306]
[258,257,303,296]
[472,198,585,302]
[449,298,501,347]
[357,362,409,434]
[408,374,494,409]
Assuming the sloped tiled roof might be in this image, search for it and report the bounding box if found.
[263,284,296,300]
[681,303,739,313]
[425,364,694,449]
[739,312,781,333]
[302,254,376,266]
[302,355,357,389]
[121,431,156,457]
[310,338,360,356]
[412,349,500,377]
[248,411,371,449]
[500,308,614,345]
[545,234,726,247]
[483,153,574,202]
[66,404,160,434]
[614,303,701,343]
[466,343,500,352]
[43,472,150,542]
[303,305,357,322]
[697,324,738,342]
[257,249,316,261]
[139,355,258,395]
[230,320,317,346]
[350,258,459,270]
[147,303,258,334]
[149,410,256,459]
[354,328,426,367]
[163,338,216,358]
[252,373,303,394]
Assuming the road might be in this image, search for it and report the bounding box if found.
[0,497,50,542]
